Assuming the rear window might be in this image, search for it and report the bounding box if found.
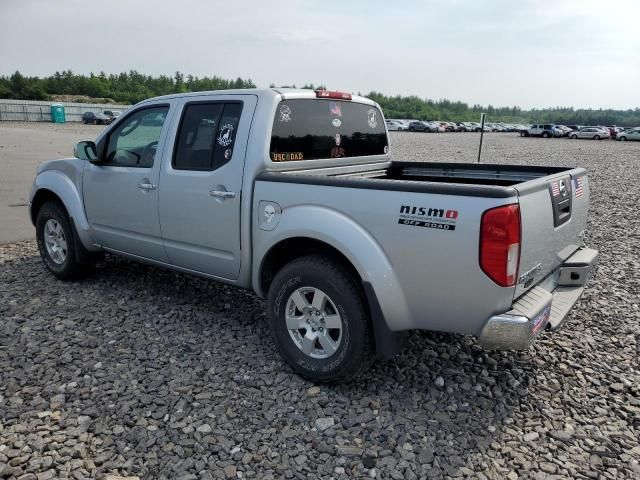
[270,99,388,162]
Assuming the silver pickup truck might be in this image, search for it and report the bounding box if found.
[29,88,598,382]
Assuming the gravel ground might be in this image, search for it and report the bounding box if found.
[1,132,639,479]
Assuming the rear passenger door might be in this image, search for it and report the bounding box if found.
[158,95,257,279]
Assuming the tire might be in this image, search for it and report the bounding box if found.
[267,255,375,383]
[542,132,550,138]
[570,134,577,139]
[619,136,627,141]
[36,202,94,280]
[594,135,600,140]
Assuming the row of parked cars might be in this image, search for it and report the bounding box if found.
[522,124,640,141]
[386,118,640,141]
[81,110,123,125]
[386,119,528,133]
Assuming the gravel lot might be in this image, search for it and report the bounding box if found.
[1,130,639,479]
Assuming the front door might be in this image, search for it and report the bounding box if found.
[83,104,172,261]
[158,95,257,279]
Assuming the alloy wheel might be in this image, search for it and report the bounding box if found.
[285,287,343,359]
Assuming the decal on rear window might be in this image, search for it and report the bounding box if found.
[279,104,292,122]
[270,99,388,161]
[272,152,304,162]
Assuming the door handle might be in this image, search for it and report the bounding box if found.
[137,182,156,191]
[209,190,236,199]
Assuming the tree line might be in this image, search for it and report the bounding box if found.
[1,71,638,126]
[365,92,640,127]
[0,71,256,105]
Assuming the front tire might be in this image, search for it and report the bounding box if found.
[542,132,550,138]
[36,202,93,280]
[267,255,375,383]
[619,136,627,141]
[570,134,577,139]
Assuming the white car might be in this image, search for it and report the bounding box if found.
[617,128,640,141]
[569,127,610,140]
[385,120,407,131]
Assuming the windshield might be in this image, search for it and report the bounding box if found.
[270,99,388,162]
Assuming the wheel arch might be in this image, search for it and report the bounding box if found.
[30,188,67,225]
[30,171,98,251]
[253,204,413,359]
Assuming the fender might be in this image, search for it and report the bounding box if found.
[253,204,412,333]
[30,169,100,252]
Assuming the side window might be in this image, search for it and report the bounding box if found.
[212,103,242,170]
[104,106,169,167]
[173,102,242,171]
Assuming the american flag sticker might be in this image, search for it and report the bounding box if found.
[574,177,585,198]
[329,102,342,117]
[551,181,560,197]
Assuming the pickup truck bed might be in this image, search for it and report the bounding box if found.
[255,159,593,337]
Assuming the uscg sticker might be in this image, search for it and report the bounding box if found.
[332,118,342,127]
[272,152,304,162]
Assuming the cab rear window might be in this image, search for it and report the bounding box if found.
[270,99,388,162]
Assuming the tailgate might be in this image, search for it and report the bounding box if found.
[514,168,590,298]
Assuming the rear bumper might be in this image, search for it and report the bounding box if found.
[478,247,599,350]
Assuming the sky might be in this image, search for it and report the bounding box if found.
[1,0,639,110]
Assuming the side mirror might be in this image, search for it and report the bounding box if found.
[74,141,98,162]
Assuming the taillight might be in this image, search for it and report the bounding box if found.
[479,204,521,287]
[315,90,352,100]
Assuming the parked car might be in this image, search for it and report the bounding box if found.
[385,120,407,131]
[29,88,598,382]
[604,126,620,139]
[569,127,611,140]
[617,127,640,141]
[103,110,122,124]
[82,112,110,125]
[408,121,436,132]
[525,124,557,138]
[567,125,582,132]
[554,125,572,137]
[429,122,446,133]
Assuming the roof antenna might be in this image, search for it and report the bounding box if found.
[477,113,486,163]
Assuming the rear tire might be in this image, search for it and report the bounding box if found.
[36,202,94,280]
[267,255,375,383]
[594,135,600,140]
[542,132,550,138]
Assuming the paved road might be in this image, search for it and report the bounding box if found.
[0,122,104,244]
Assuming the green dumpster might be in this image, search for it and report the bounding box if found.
[50,104,66,123]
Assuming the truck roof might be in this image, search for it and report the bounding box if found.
[139,88,376,107]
